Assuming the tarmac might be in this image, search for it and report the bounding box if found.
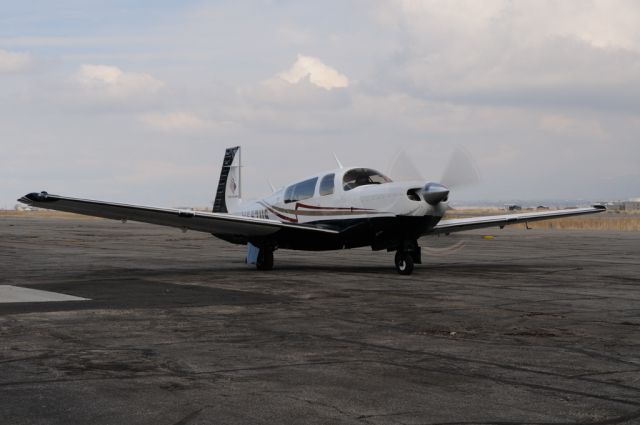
[1,216,639,425]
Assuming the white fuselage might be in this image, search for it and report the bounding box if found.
[230,167,447,226]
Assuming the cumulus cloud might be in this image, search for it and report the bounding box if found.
[278,55,349,90]
[0,49,31,72]
[240,77,350,111]
[232,55,351,120]
[75,64,164,97]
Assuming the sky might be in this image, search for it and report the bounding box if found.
[1,0,639,208]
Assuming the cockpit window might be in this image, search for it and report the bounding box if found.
[284,177,318,203]
[342,168,392,191]
[319,173,335,196]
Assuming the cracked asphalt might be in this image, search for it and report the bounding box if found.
[1,216,639,425]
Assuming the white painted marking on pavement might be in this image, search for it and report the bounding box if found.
[0,285,88,303]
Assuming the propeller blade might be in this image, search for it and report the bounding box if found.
[387,149,424,181]
[440,148,480,189]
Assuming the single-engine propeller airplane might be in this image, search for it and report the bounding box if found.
[19,146,605,274]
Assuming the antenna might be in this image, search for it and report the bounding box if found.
[267,179,276,192]
[237,147,241,198]
[332,152,344,169]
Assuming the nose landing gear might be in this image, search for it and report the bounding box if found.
[394,251,414,275]
[394,241,421,275]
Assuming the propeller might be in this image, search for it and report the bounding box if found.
[385,147,479,256]
[387,150,424,182]
[387,147,480,204]
[440,148,480,190]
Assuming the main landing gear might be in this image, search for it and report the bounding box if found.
[256,247,274,271]
[394,241,421,275]
[247,243,274,271]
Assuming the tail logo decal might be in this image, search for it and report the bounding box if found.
[229,176,237,195]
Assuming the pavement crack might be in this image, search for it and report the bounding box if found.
[196,360,358,376]
[171,407,204,425]
[285,395,354,418]
[357,411,424,421]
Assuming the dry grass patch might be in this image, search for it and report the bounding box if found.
[0,210,94,219]
[449,209,640,231]
[521,214,640,231]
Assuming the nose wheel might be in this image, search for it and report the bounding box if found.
[394,250,414,275]
[394,241,420,275]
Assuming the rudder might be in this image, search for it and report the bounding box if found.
[213,146,241,213]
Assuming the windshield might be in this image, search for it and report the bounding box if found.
[343,168,392,191]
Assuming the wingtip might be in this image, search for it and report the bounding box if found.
[18,191,51,204]
[592,204,607,211]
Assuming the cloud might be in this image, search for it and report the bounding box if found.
[0,49,31,72]
[389,0,640,52]
[75,64,164,98]
[277,27,312,45]
[239,77,350,111]
[139,112,234,133]
[231,55,352,125]
[2,2,639,206]
[372,0,640,110]
[277,55,349,90]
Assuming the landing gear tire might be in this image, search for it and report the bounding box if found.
[256,248,274,271]
[394,251,414,275]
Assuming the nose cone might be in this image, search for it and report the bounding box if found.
[422,182,449,205]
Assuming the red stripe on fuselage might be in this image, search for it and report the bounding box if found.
[295,202,372,211]
[259,202,298,223]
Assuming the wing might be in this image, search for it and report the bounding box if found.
[432,205,606,234]
[18,192,339,238]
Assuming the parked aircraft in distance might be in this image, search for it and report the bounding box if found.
[19,146,605,274]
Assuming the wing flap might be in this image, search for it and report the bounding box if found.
[18,192,339,238]
[433,205,606,234]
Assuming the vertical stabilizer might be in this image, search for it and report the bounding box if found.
[213,146,242,213]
